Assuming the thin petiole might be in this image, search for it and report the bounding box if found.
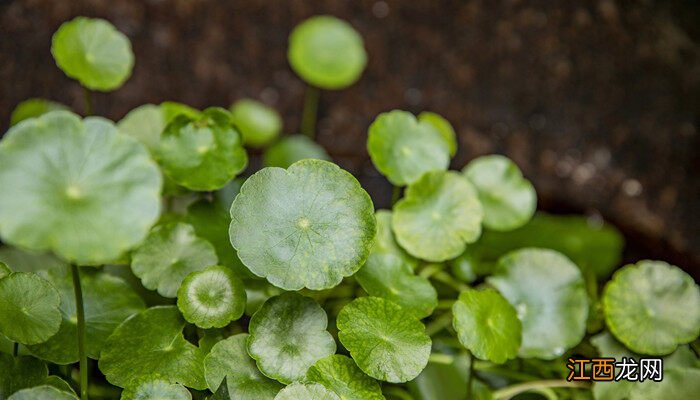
[13,342,19,357]
[71,264,89,400]
[424,311,453,336]
[301,85,320,139]
[428,352,454,364]
[492,380,590,400]
[82,87,93,116]
[431,271,469,292]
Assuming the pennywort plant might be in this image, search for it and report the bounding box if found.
[0,13,699,400]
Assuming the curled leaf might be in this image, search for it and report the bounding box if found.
[177,265,246,329]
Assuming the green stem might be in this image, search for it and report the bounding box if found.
[472,361,541,382]
[431,271,469,292]
[13,342,19,357]
[492,380,590,400]
[391,185,402,205]
[428,352,454,364]
[424,311,453,336]
[418,263,444,279]
[82,87,93,116]
[383,386,415,400]
[71,264,89,400]
[301,85,320,139]
[466,351,475,399]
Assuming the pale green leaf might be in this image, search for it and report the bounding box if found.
[417,111,457,157]
[117,104,164,151]
[230,99,282,148]
[177,265,246,329]
[274,382,340,400]
[121,377,192,400]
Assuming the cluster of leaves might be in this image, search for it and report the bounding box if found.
[1,14,699,400]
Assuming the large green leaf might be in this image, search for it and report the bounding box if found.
[51,17,133,91]
[7,385,77,400]
[0,353,48,398]
[306,354,384,400]
[603,260,700,355]
[367,110,450,186]
[487,248,588,359]
[452,288,521,364]
[99,306,207,389]
[177,265,246,329]
[247,293,336,384]
[337,297,431,383]
[462,155,536,231]
[121,377,192,400]
[393,171,483,262]
[10,98,68,126]
[230,159,376,290]
[204,334,282,399]
[131,222,218,298]
[0,111,162,265]
[0,272,61,345]
[275,382,340,400]
[288,16,367,90]
[263,135,330,169]
[230,99,282,148]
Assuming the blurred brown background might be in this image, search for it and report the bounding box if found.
[1,0,698,273]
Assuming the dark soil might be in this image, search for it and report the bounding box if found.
[1,0,698,275]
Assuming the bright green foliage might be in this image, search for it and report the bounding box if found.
[0,272,61,345]
[156,107,247,190]
[117,104,164,151]
[367,110,451,186]
[603,260,700,355]
[27,267,144,363]
[452,288,521,364]
[288,16,367,90]
[247,293,336,384]
[8,385,78,400]
[393,171,483,262]
[0,353,48,398]
[230,99,282,148]
[337,297,431,383]
[99,306,207,389]
[10,98,68,126]
[131,222,218,298]
[371,210,418,269]
[0,111,162,265]
[51,17,133,91]
[275,382,340,400]
[204,334,282,399]
[487,248,588,359]
[263,135,330,168]
[463,155,536,231]
[306,355,384,400]
[230,159,376,290]
[121,377,192,400]
[417,111,457,156]
[177,265,246,329]
[356,253,437,318]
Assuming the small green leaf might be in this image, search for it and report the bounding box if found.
[99,306,207,389]
[131,222,218,298]
[51,17,133,91]
[0,272,61,345]
[0,111,162,265]
[0,353,48,398]
[463,155,536,231]
[177,265,246,329]
[306,354,384,400]
[8,385,78,400]
[274,382,340,400]
[263,135,330,168]
[247,293,336,384]
[451,288,521,364]
[121,377,192,400]
[230,99,282,148]
[603,260,700,355]
[288,16,367,90]
[367,110,450,186]
[356,253,437,318]
[117,104,165,151]
[337,297,431,383]
[156,107,248,191]
[10,98,68,126]
[393,171,483,262]
[487,248,588,359]
[204,334,283,399]
[417,112,457,157]
[230,159,376,290]
[371,210,418,269]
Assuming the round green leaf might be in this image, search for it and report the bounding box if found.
[306,355,384,400]
[0,272,61,345]
[204,334,283,399]
[131,222,218,298]
[51,17,133,91]
[8,385,78,400]
[177,265,246,329]
[27,267,145,363]
[118,104,165,151]
[288,16,367,90]
[367,110,450,186]
[393,171,483,262]
[0,111,162,265]
[155,107,247,191]
[275,383,340,400]
[452,288,522,364]
[121,378,192,400]
[463,155,536,231]
[487,248,588,359]
[371,210,418,269]
[417,111,457,157]
[248,293,336,384]
[337,297,431,383]
[356,253,437,318]
[0,353,48,398]
[230,159,376,290]
[99,306,207,389]
[603,260,700,355]
[230,99,282,148]
[263,135,330,169]
[10,98,68,126]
